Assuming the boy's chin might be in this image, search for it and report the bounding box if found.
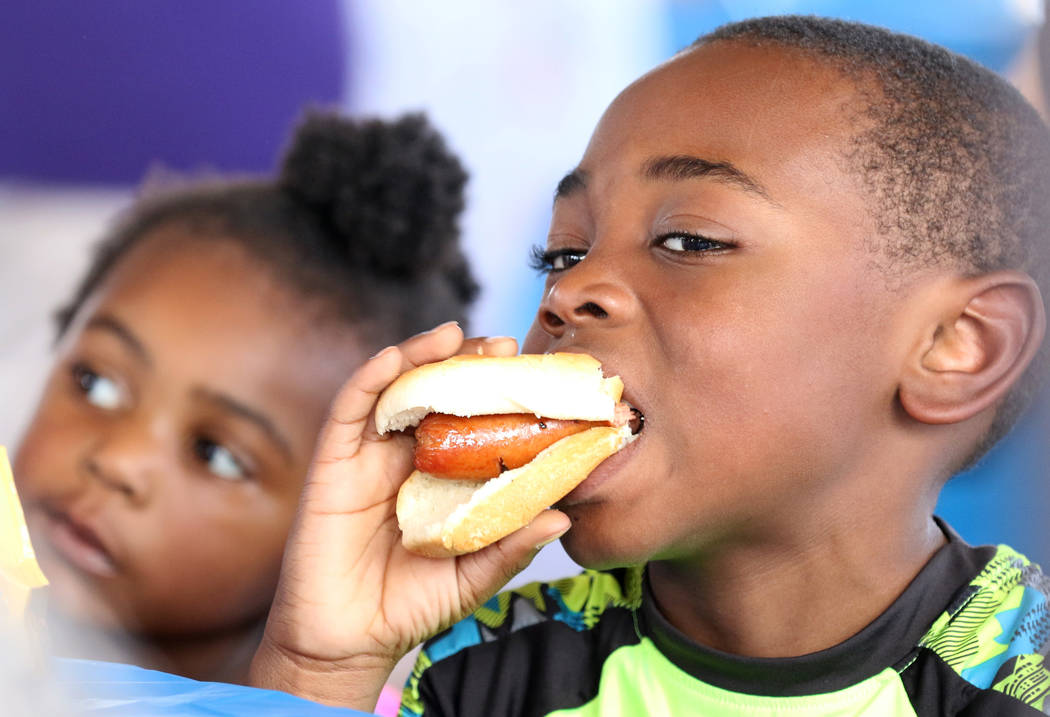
[558,514,655,572]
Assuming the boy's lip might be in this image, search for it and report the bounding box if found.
[549,348,647,503]
[559,430,641,506]
[38,506,119,578]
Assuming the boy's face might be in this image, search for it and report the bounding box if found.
[524,42,920,567]
[14,231,363,636]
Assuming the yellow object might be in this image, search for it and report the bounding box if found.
[0,446,47,620]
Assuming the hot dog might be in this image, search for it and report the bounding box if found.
[414,413,608,480]
[374,353,639,557]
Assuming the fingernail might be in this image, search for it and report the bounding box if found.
[370,345,396,360]
[535,526,570,550]
[484,336,515,344]
[426,320,459,334]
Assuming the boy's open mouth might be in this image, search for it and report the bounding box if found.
[612,401,644,435]
[627,405,645,435]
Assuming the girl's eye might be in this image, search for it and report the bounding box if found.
[192,437,248,481]
[72,363,123,410]
[657,232,730,253]
[528,245,587,274]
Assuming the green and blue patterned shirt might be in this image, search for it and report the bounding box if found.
[401,521,1050,716]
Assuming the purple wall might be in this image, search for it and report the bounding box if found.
[0,1,347,184]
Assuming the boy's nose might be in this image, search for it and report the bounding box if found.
[538,299,610,333]
[535,259,636,337]
[81,427,157,506]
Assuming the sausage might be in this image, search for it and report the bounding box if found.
[414,413,606,480]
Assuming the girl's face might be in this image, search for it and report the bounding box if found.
[14,230,365,636]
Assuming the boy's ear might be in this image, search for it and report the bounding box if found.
[898,271,1046,425]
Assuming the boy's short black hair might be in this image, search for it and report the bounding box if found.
[699,16,1050,469]
[56,111,479,351]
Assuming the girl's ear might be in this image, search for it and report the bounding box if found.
[898,271,1045,425]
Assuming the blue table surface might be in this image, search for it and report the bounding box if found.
[55,657,371,716]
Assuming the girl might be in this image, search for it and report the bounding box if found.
[11,111,477,691]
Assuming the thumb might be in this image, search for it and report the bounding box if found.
[455,510,571,606]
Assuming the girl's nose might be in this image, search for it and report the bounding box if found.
[81,422,159,506]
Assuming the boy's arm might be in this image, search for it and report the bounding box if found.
[248,323,569,711]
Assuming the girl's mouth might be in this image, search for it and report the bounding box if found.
[41,508,118,578]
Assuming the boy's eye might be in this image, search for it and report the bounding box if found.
[528,245,587,274]
[72,363,124,410]
[657,232,729,253]
[193,437,248,481]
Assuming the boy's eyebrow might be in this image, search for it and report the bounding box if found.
[192,388,294,464]
[554,156,778,206]
[85,315,152,366]
[643,155,777,204]
[553,169,588,203]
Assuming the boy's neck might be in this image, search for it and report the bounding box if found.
[646,511,947,658]
[43,605,266,685]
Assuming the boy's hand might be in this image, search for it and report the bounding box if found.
[248,322,570,710]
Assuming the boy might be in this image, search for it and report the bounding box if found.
[249,16,1050,716]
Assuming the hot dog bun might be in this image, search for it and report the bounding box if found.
[374,353,624,434]
[397,424,630,557]
[375,353,632,557]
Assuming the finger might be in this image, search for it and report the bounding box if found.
[454,510,572,607]
[314,345,406,466]
[459,336,519,357]
[318,321,466,461]
[395,321,465,372]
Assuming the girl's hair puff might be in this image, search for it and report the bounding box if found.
[56,111,479,350]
